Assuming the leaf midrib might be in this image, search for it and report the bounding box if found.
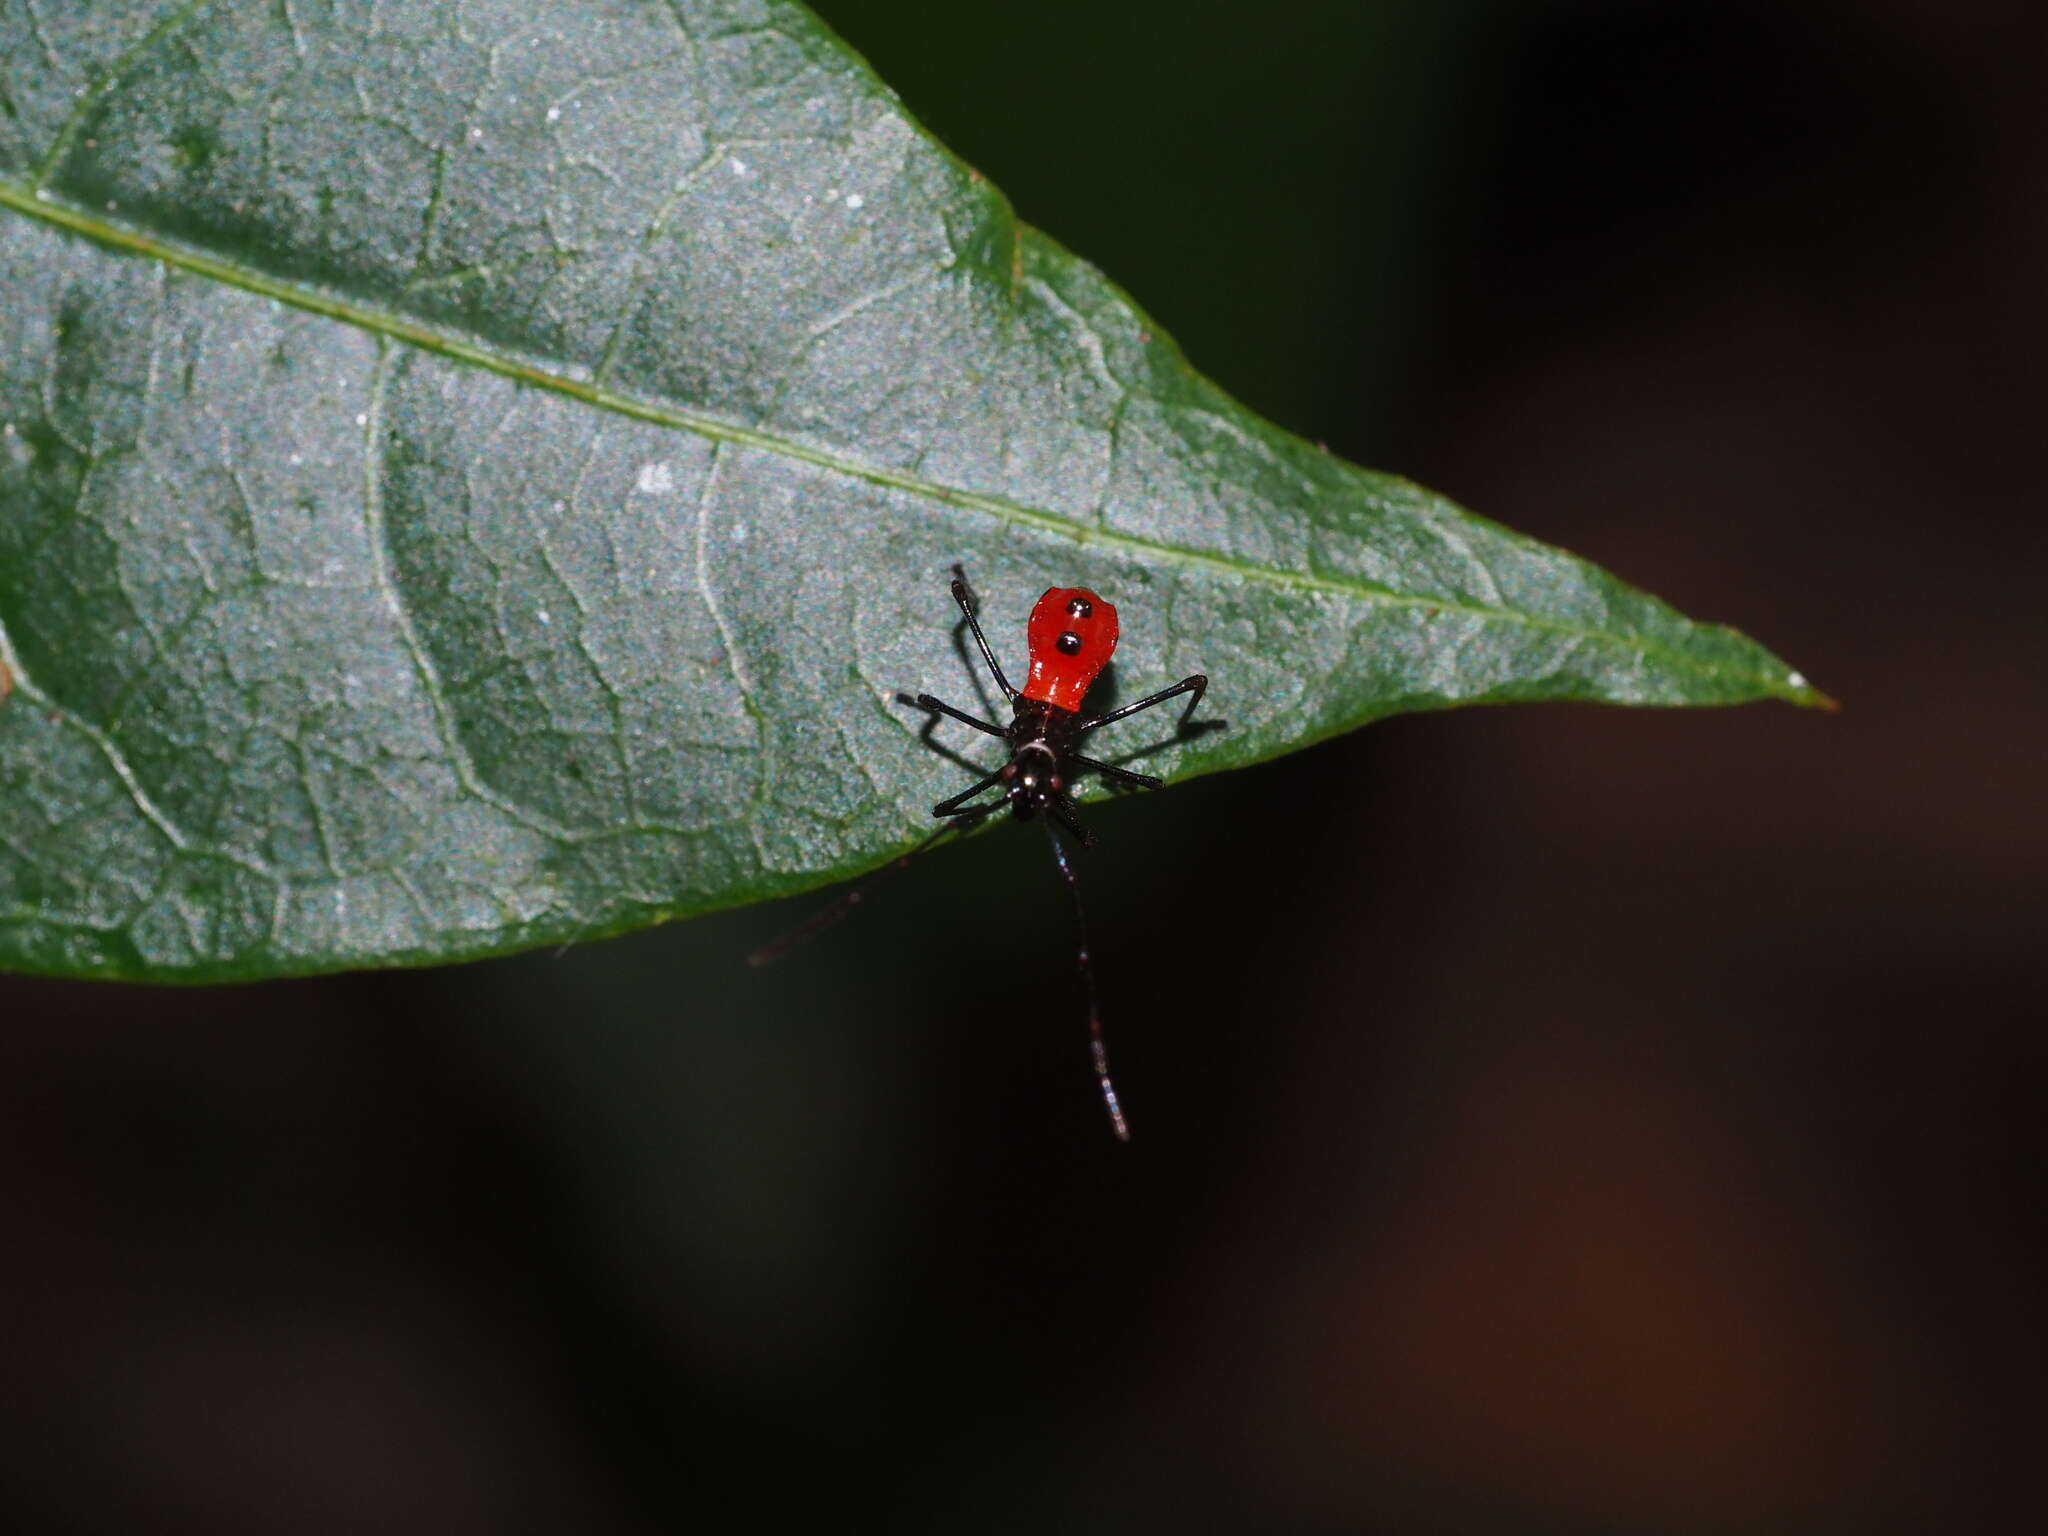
[0,180,1793,698]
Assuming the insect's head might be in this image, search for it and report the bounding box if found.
[999,741,1064,819]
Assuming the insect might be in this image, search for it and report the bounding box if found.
[750,565,1210,1140]
[907,566,1209,1140]
[911,566,1208,845]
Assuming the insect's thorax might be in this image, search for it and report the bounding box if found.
[1000,698,1079,817]
[1007,694,1072,740]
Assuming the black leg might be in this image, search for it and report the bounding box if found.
[949,563,1016,700]
[934,768,1004,817]
[909,692,1006,739]
[1077,672,1207,735]
[1065,752,1163,791]
[1042,822,1129,1141]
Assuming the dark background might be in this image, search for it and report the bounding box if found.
[4,1,2041,1529]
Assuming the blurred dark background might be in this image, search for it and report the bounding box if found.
[4,0,2042,1529]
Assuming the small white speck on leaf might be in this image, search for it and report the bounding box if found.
[354,412,367,426]
[730,156,748,175]
[546,106,560,122]
[844,193,865,210]
[288,453,303,466]
[635,461,675,494]
[537,609,552,625]
[1788,670,1808,688]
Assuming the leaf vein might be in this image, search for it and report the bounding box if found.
[692,443,771,867]
[357,341,566,843]
[32,0,213,189]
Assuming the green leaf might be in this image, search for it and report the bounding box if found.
[0,0,1821,982]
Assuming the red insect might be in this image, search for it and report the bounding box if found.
[905,566,1209,1139]
[751,565,1211,1140]
[912,569,1205,848]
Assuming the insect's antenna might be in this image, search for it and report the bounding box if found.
[1042,821,1131,1142]
[747,820,973,968]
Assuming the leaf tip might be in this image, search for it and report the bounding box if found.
[1781,669,1839,712]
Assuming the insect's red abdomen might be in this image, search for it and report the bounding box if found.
[1021,587,1120,712]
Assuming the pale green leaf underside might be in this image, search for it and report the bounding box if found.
[0,0,1818,980]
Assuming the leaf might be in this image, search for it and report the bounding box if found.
[0,0,1822,982]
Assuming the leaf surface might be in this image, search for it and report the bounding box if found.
[0,0,1820,980]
